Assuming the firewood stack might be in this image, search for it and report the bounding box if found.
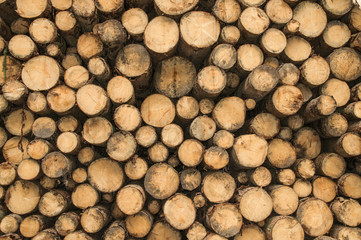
[0,0,361,239]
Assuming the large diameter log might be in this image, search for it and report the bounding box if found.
[29,18,57,45]
[324,132,361,158]
[148,142,169,163]
[147,221,181,240]
[264,216,304,240]
[17,159,41,180]
[265,0,293,25]
[16,0,49,18]
[297,198,333,237]
[154,0,199,17]
[76,84,110,117]
[135,126,157,148]
[206,203,242,238]
[338,173,361,199]
[179,11,220,65]
[294,158,315,179]
[51,0,72,10]
[164,193,196,230]
[202,171,235,203]
[331,197,361,227]
[64,231,93,240]
[327,47,361,81]
[144,163,179,200]
[236,65,279,101]
[4,109,34,136]
[154,56,196,98]
[322,21,351,50]
[237,7,270,41]
[178,139,204,167]
[141,94,175,128]
[315,153,346,179]
[232,134,268,168]
[20,215,46,238]
[318,113,348,138]
[5,180,41,215]
[248,113,280,139]
[21,55,61,91]
[300,56,330,88]
[293,1,327,38]
[236,187,273,222]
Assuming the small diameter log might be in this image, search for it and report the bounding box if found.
[72,168,87,183]
[51,0,72,10]
[320,78,350,107]
[144,16,179,61]
[161,124,184,148]
[206,203,242,238]
[187,221,207,240]
[264,216,304,240]
[168,155,180,168]
[135,126,157,148]
[40,176,57,190]
[302,95,337,123]
[103,220,126,240]
[8,34,36,61]
[312,176,337,203]
[201,171,236,203]
[147,221,181,240]
[212,0,240,24]
[178,139,204,167]
[47,85,76,115]
[0,214,19,234]
[193,66,227,99]
[116,185,145,215]
[71,184,99,209]
[249,113,281,139]
[55,212,79,236]
[212,96,246,131]
[16,0,49,18]
[5,180,41,215]
[327,47,361,82]
[267,138,297,168]
[190,115,217,141]
[286,114,304,131]
[213,130,234,149]
[320,0,353,18]
[236,187,273,222]
[278,63,300,85]
[277,127,292,141]
[2,80,28,104]
[57,115,79,133]
[232,134,268,168]
[80,205,109,234]
[293,127,322,159]
[260,28,287,56]
[22,55,61,91]
[277,169,296,186]
[113,104,141,132]
[107,76,134,105]
[115,44,151,91]
[220,25,240,45]
[17,159,41,180]
[0,55,21,86]
[203,146,229,170]
[56,132,81,155]
[199,98,215,115]
[154,56,196,98]
[141,94,175,128]
[301,56,330,88]
[147,199,161,215]
[77,84,110,117]
[54,10,79,47]
[77,33,103,62]
[62,53,82,70]
[64,66,91,89]
[331,197,361,227]
[87,158,124,193]
[154,0,199,17]
[82,117,113,146]
[180,168,201,191]
[0,162,16,186]
[20,215,46,238]
[296,198,333,237]
[10,18,30,34]
[236,44,264,74]
[250,166,272,187]
[32,117,56,139]
[5,109,34,136]
[265,0,293,25]
[322,21,351,50]
[176,96,199,122]
[71,0,98,32]
[338,173,361,199]
[124,157,147,180]
[121,8,148,41]
[88,57,111,82]
[293,1,327,38]
[148,142,169,163]
[29,18,57,45]
[294,158,315,179]
[125,210,153,238]
[2,136,30,165]
[237,7,270,41]
[318,113,348,138]
[315,153,346,179]
[283,36,312,64]
[293,179,312,198]
[64,231,93,240]
[144,163,179,200]
[236,65,279,101]
[38,190,70,217]
[42,152,74,179]
[268,185,298,216]
[266,85,303,118]
[164,193,196,230]
[325,132,361,158]
[234,224,265,240]
[179,11,220,65]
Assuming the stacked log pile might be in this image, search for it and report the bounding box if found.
[0,0,361,239]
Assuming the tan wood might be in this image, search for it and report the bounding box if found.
[121,8,148,41]
[343,101,361,119]
[55,212,79,236]
[212,0,241,24]
[114,104,141,132]
[107,76,134,105]
[265,0,292,25]
[155,0,198,17]
[87,57,111,82]
[47,85,76,115]
[16,0,49,18]
[236,44,264,74]
[5,109,33,137]
[213,130,234,149]
[220,25,240,45]
[124,156,148,180]
[312,176,337,203]
[277,169,296,186]
[327,47,361,82]
[51,0,72,10]
[260,28,287,55]
[284,36,311,64]
[10,18,30,34]
[318,113,348,138]
[77,84,110,117]
[38,190,70,217]
[116,184,145,215]
[300,56,330,88]
[350,83,361,102]
[64,230,93,240]
[203,146,229,170]
[202,171,235,203]
[72,168,87,183]
[62,53,82,70]
[17,159,41,180]
[147,221,181,240]
[2,136,29,165]
[0,162,16,186]
[294,158,315,179]
[80,205,109,233]
[190,115,217,141]
[77,33,103,60]
[326,132,361,157]
[250,166,272,187]
[106,131,137,161]
[330,225,361,240]
[72,0,98,32]
[323,21,351,51]
[64,66,91,89]
[148,142,169,163]
[164,193,196,230]
[212,96,245,131]
[20,215,45,238]
[29,18,57,45]
[315,153,346,179]
[293,127,321,159]
[71,183,99,209]
[135,126,157,148]
[349,6,361,32]
[141,94,175,128]
[57,115,78,133]
[147,199,161,215]
[178,139,204,167]
[187,221,207,240]
[103,220,126,240]
[193,66,226,99]
[267,138,297,168]
[249,113,280,139]
[278,63,300,85]
[42,152,74,179]
[199,98,215,115]
[56,132,81,154]
[125,210,153,238]
[161,123,183,148]
[0,55,21,86]
[180,168,201,191]
[331,197,361,227]
[0,127,7,149]
[8,34,36,61]
[30,228,60,240]
[338,173,361,199]
[32,117,56,139]
[320,0,353,18]
[264,216,304,240]
[2,80,27,105]
[238,7,270,41]
[293,178,312,198]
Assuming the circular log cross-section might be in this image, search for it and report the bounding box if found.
[141,94,175,128]
[164,194,196,230]
[201,171,236,203]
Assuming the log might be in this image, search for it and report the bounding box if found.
[178,139,204,167]
[8,34,36,61]
[237,7,270,41]
[0,55,21,86]
[187,221,207,240]
[180,168,201,191]
[77,84,110,117]
[2,136,29,165]
[113,104,141,132]
[0,162,16,186]
[267,138,297,168]
[300,56,330,88]
[201,171,235,203]
[10,18,30,35]
[234,224,265,240]
[154,56,196,98]
[121,8,148,41]
[125,210,153,238]
[343,101,361,120]
[161,123,184,148]
[277,127,292,141]
[322,21,351,51]
[51,0,72,10]
[19,215,46,238]
[88,57,111,82]
[47,85,76,115]
[264,216,304,240]
[71,183,99,209]
[55,212,79,236]
[203,146,229,170]
[72,168,87,183]
[294,158,315,179]
[277,168,296,186]
[264,0,293,25]
[283,36,312,64]
[5,109,33,137]
[0,214,20,234]
[249,166,272,187]
[293,179,312,198]
[176,96,199,122]
[63,231,93,240]
[312,176,337,203]
[320,0,353,18]
[315,153,346,179]
[57,115,79,133]
[268,185,299,216]
[260,28,287,56]
[206,203,242,237]
[16,0,50,19]
[330,225,361,240]
[17,159,41,180]
[80,205,109,233]
[62,52,82,70]
[318,113,348,138]
[38,190,70,217]
[64,65,91,89]
[116,184,145,215]
[220,25,240,45]
[212,96,245,131]
[212,0,240,24]
[154,0,199,18]
[331,197,361,227]
[236,44,264,74]
[32,117,56,139]
[338,173,361,199]
[213,130,234,149]
[124,156,148,180]
[192,193,206,208]
[320,78,350,107]
[293,127,321,159]
[2,80,28,105]
[327,47,361,82]
[71,0,98,32]
[164,193,196,230]
[56,132,81,154]
[29,18,57,45]
[193,66,227,99]
[199,98,215,115]
[296,198,333,237]
[32,228,60,240]
[147,221,181,240]
[350,83,361,102]
[135,126,157,148]
[278,63,300,85]
[148,142,169,162]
